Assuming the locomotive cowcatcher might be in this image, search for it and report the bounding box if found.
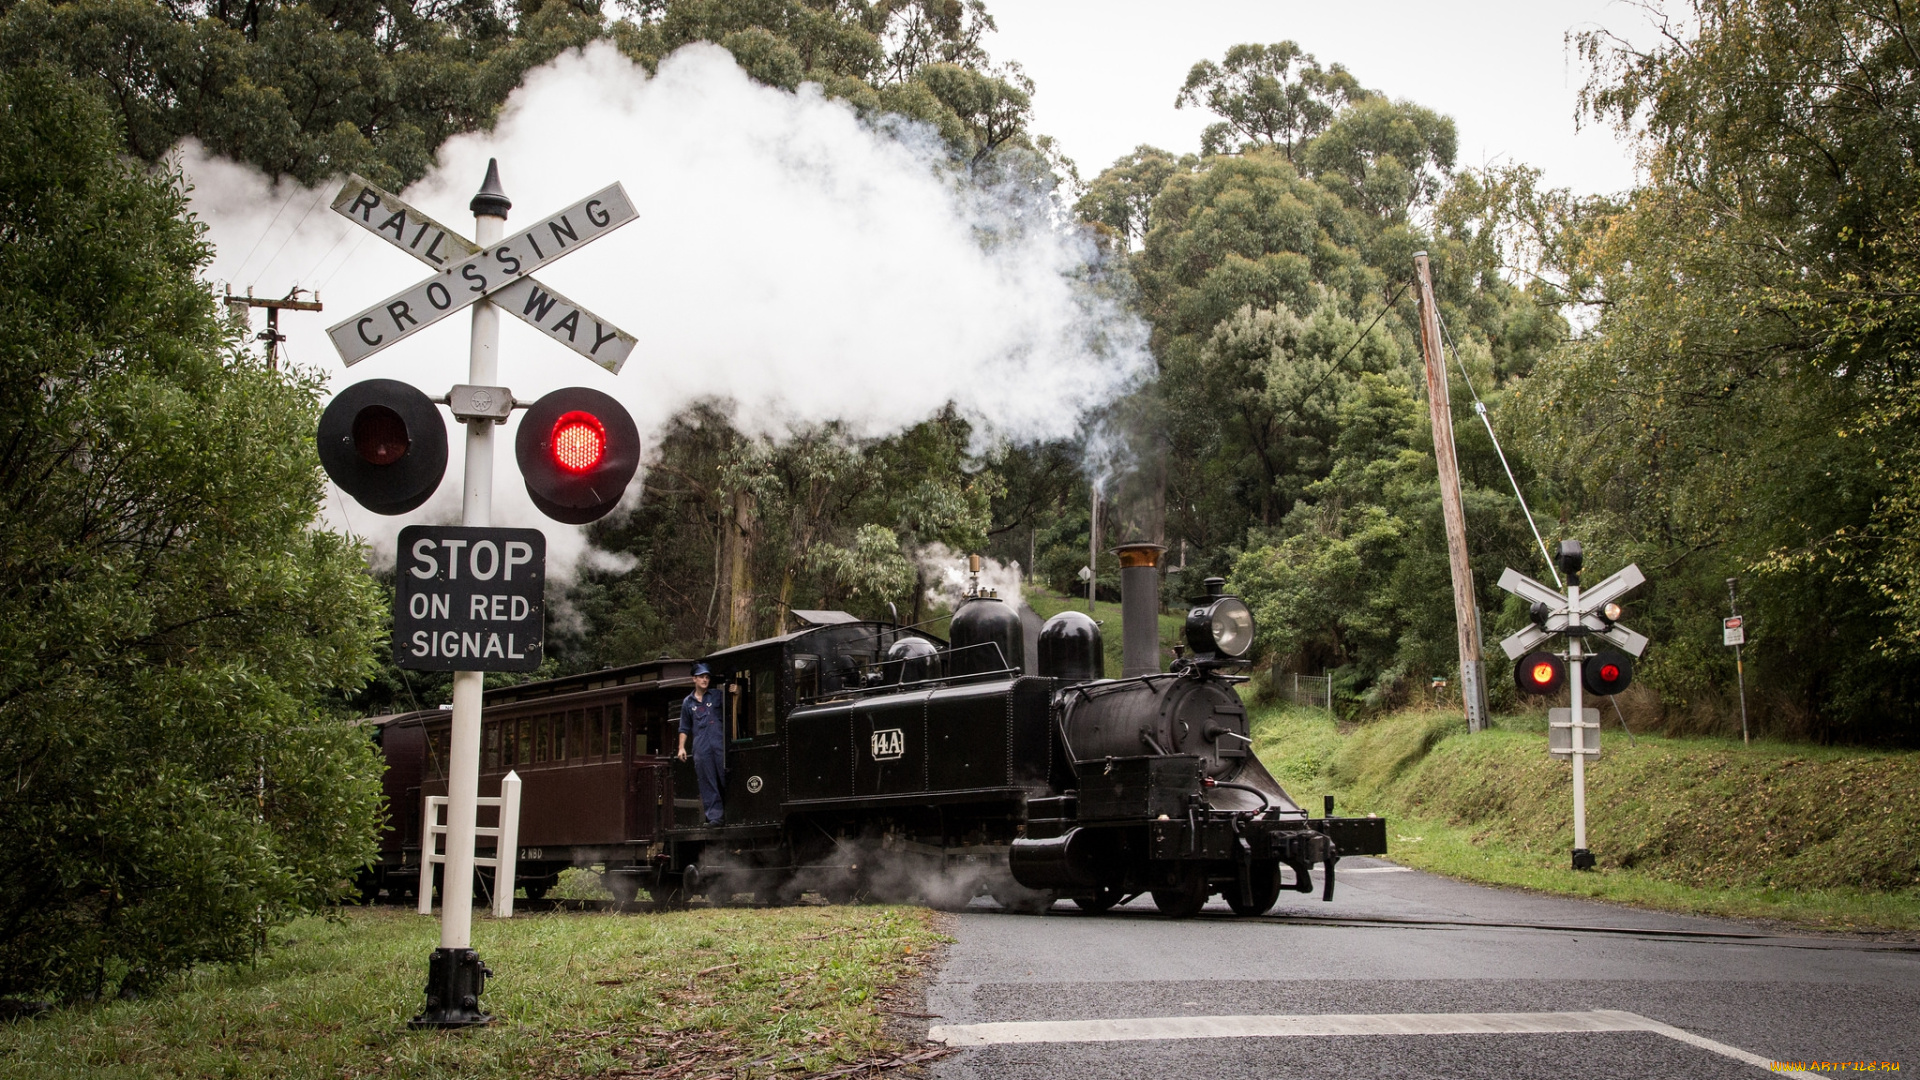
[362,543,1386,917]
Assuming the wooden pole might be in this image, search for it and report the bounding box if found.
[223,288,323,371]
[1413,252,1488,731]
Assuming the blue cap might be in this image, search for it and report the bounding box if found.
[692,662,711,676]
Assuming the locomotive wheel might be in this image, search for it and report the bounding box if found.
[1150,870,1212,919]
[646,879,691,912]
[1071,886,1125,914]
[1226,862,1283,917]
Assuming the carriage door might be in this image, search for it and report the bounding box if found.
[724,662,783,825]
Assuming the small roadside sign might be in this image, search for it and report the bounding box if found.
[1723,615,1745,647]
[1547,707,1601,758]
[393,525,546,672]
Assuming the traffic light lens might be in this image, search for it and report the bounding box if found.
[351,404,410,466]
[1531,662,1556,685]
[551,411,606,473]
[1601,664,1620,681]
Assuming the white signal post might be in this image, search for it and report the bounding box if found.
[1567,580,1586,856]
[437,172,506,967]
[1499,555,1646,872]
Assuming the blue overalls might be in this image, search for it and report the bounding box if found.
[679,688,727,824]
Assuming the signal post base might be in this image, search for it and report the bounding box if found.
[409,948,494,1029]
[1571,848,1596,872]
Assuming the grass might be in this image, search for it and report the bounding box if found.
[0,903,949,1079]
[1023,586,1187,676]
[1251,703,1920,933]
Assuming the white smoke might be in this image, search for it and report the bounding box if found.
[183,41,1151,581]
[916,544,1024,611]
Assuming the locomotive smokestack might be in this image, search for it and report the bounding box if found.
[1114,542,1166,678]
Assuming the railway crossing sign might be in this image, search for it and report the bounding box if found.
[392,525,545,672]
[1495,542,1648,872]
[314,160,646,1030]
[327,176,638,368]
[1496,563,1650,662]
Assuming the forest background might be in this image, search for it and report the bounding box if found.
[10,0,1919,745]
[7,0,1920,999]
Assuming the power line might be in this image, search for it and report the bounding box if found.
[1434,308,1561,588]
[230,182,302,283]
[250,184,331,287]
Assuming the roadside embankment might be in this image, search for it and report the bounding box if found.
[1252,705,1920,932]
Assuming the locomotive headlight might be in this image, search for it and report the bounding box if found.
[1187,597,1255,659]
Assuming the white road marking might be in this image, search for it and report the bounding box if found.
[927,1009,1818,1077]
[1334,866,1413,873]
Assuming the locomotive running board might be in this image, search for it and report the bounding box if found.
[782,786,1029,812]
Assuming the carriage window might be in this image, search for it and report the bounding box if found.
[428,727,450,780]
[608,703,625,758]
[755,668,777,735]
[483,723,501,772]
[552,710,568,761]
[729,672,750,741]
[631,706,648,755]
[588,708,605,761]
[516,720,531,767]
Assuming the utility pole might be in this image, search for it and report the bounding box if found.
[224,287,324,370]
[1413,251,1487,731]
[1727,578,1750,745]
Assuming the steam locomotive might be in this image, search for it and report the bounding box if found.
[363,543,1385,917]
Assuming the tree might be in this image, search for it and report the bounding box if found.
[1174,41,1363,159]
[0,0,604,187]
[1529,0,1920,739]
[0,67,386,1002]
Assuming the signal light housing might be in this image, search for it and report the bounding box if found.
[1582,650,1635,696]
[515,387,639,524]
[317,379,448,515]
[1515,650,1566,696]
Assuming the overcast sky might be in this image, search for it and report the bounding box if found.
[981,0,1668,198]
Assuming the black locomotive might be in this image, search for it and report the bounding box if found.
[363,544,1385,917]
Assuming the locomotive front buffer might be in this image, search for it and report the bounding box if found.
[1012,750,1385,916]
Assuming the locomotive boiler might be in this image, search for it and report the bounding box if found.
[362,543,1386,917]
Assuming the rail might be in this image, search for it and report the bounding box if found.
[417,770,523,919]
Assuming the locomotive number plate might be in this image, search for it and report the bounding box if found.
[870,728,905,761]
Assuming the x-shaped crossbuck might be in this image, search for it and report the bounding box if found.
[325,175,637,371]
[1497,564,1649,659]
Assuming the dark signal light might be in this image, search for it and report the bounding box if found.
[1515,650,1565,696]
[317,379,448,515]
[516,387,639,524]
[1582,650,1635,696]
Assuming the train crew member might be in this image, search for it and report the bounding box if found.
[676,663,726,825]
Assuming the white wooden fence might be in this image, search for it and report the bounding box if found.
[417,770,523,919]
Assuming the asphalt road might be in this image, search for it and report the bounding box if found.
[921,859,1919,1079]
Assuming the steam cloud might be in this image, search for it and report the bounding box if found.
[917,544,1025,612]
[183,41,1152,580]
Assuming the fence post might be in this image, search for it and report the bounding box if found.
[417,796,439,915]
[493,772,522,919]
[1325,671,1332,712]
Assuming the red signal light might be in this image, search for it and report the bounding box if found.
[550,411,606,473]
[1582,650,1635,696]
[1515,651,1566,696]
